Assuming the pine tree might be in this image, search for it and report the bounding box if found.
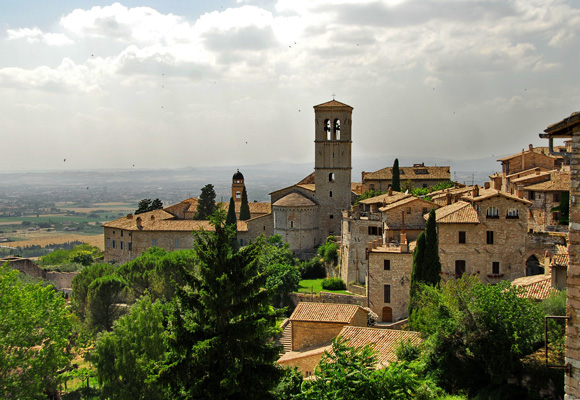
[392,159,401,192]
[423,209,441,285]
[239,186,251,221]
[161,212,282,399]
[195,184,217,220]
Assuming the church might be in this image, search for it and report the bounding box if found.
[102,99,355,263]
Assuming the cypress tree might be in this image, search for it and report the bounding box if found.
[392,159,401,192]
[195,184,217,220]
[226,197,237,227]
[161,212,282,399]
[423,209,441,285]
[239,186,251,221]
[409,232,426,315]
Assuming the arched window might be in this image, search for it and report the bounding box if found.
[329,173,335,182]
[236,191,241,199]
[486,206,499,219]
[329,191,333,198]
[290,220,294,228]
[324,119,331,140]
[333,119,341,140]
[506,208,519,219]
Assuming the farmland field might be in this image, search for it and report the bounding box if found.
[4,234,104,250]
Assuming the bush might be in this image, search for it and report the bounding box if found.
[321,277,346,291]
[299,258,326,279]
[43,263,85,273]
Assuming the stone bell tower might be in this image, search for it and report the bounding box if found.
[313,99,353,239]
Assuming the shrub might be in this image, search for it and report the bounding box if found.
[321,277,346,291]
[299,258,326,279]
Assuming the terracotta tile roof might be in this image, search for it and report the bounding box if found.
[506,167,552,180]
[545,111,580,136]
[524,172,570,192]
[289,303,367,324]
[462,188,532,205]
[551,244,569,267]
[313,100,353,109]
[430,201,480,224]
[335,327,422,368]
[380,196,437,212]
[273,192,316,207]
[297,184,316,192]
[497,147,555,161]
[277,344,330,364]
[364,165,450,181]
[430,186,474,200]
[359,191,410,205]
[164,198,198,216]
[216,201,271,215]
[512,275,558,301]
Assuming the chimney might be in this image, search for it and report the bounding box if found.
[484,182,490,189]
[446,193,452,205]
[388,187,393,196]
[529,144,533,151]
[536,168,540,175]
[127,213,133,219]
[150,215,155,221]
[473,185,479,197]
[136,217,142,230]
[400,233,408,252]
[517,186,524,199]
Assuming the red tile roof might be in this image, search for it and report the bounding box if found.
[430,201,480,224]
[272,192,316,207]
[512,275,558,301]
[363,165,450,181]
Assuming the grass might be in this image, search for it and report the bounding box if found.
[297,278,352,295]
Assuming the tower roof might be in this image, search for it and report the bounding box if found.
[233,169,244,180]
[313,99,353,110]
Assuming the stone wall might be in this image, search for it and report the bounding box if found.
[288,292,367,307]
[1,257,77,289]
[368,250,413,322]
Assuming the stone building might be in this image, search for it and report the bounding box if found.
[269,100,355,257]
[277,302,368,376]
[432,186,533,282]
[539,110,579,400]
[103,172,272,264]
[361,163,450,192]
[524,171,570,233]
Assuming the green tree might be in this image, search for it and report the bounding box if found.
[94,295,167,400]
[226,196,237,226]
[257,235,298,272]
[318,236,339,274]
[87,274,127,332]
[410,276,542,393]
[392,158,401,192]
[195,184,217,220]
[71,263,116,321]
[70,250,94,266]
[160,212,282,399]
[135,198,164,215]
[265,263,301,306]
[239,186,251,221]
[0,263,72,399]
[423,209,441,285]
[552,191,570,225]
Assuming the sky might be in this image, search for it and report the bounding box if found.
[0,0,579,172]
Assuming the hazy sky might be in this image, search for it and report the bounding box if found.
[1,0,578,172]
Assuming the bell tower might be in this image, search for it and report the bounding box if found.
[232,169,245,203]
[313,99,353,239]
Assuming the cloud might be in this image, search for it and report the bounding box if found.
[7,27,73,46]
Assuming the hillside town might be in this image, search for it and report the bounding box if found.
[2,100,580,399]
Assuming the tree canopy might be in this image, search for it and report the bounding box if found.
[160,212,282,399]
[0,263,72,399]
[195,184,217,220]
[135,198,163,215]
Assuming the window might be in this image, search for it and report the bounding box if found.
[486,207,499,219]
[305,371,312,377]
[492,262,500,274]
[368,226,381,235]
[406,207,411,215]
[239,239,244,246]
[486,231,494,244]
[422,184,428,188]
[455,260,466,279]
[106,238,110,248]
[324,119,331,140]
[333,119,341,140]
[329,191,333,198]
[458,231,466,244]
[236,191,241,199]
[384,284,391,303]
[290,220,294,228]
[529,191,535,200]
[128,242,132,251]
[422,208,428,214]
[506,208,519,219]
[152,239,157,247]
[553,211,561,222]
[120,241,124,250]
[120,231,124,237]
[329,215,334,219]
[553,192,561,202]
[370,184,375,190]
[112,240,117,249]
[329,173,335,182]
[384,260,390,270]
[174,239,180,248]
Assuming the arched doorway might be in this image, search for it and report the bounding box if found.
[382,307,393,323]
[525,255,544,276]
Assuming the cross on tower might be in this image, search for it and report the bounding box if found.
[332,93,336,100]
